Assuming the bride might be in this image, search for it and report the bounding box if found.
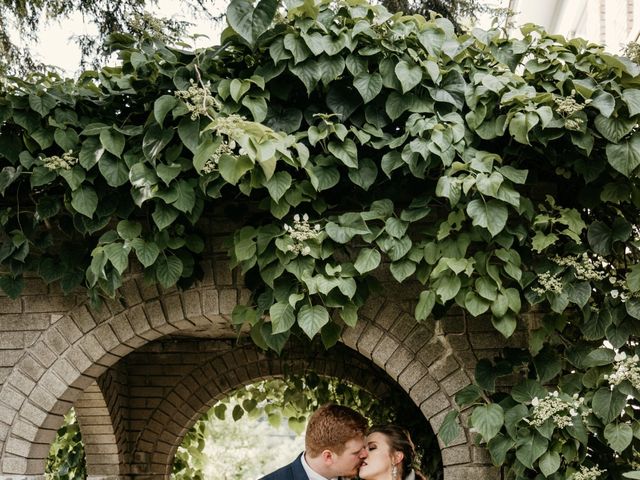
[358,425,427,480]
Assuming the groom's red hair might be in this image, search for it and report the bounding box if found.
[305,403,368,457]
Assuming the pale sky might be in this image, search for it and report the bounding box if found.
[26,0,228,76]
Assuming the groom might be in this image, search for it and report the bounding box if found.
[260,403,369,480]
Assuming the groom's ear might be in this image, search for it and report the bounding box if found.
[321,449,334,465]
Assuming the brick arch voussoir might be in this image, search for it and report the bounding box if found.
[138,342,398,476]
[340,296,477,470]
[0,271,236,475]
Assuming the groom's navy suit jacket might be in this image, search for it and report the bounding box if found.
[260,454,308,480]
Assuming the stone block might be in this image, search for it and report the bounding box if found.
[0,333,26,350]
[409,375,439,404]
[443,465,500,480]
[416,339,445,366]
[17,354,45,382]
[163,294,186,326]
[213,259,234,286]
[30,342,56,368]
[441,369,472,396]
[357,324,384,357]
[8,371,35,396]
[397,363,427,391]
[441,445,472,465]
[0,350,22,367]
[420,390,450,418]
[43,328,69,355]
[373,302,402,330]
[39,370,68,399]
[0,297,22,314]
[143,301,169,332]
[182,290,202,320]
[109,313,136,344]
[0,314,48,331]
[54,316,83,344]
[386,347,415,379]
[23,295,77,313]
[71,306,97,333]
[218,289,237,315]
[79,334,108,363]
[93,324,120,352]
[389,313,416,341]
[126,305,155,340]
[121,279,143,306]
[371,335,399,367]
[431,355,461,381]
[0,386,25,410]
[404,325,435,353]
[359,296,385,321]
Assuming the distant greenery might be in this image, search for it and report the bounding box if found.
[45,410,86,480]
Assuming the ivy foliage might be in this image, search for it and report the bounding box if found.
[2,0,640,477]
[46,409,86,480]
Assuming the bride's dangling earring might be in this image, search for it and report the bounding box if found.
[392,464,398,480]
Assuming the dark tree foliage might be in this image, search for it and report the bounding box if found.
[380,0,499,32]
[0,0,219,75]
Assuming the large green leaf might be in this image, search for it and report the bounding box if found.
[328,139,358,168]
[592,387,627,423]
[515,431,548,469]
[466,199,508,236]
[622,89,640,116]
[29,92,57,116]
[438,410,461,446]
[354,248,381,274]
[154,95,178,127]
[71,185,98,218]
[415,290,436,321]
[538,451,560,477]
[595,114,635,143]
[604,423,633,453]
[297,304,329,339]
[395,60,422,93]
[270,302,296,334]
[99,129,125,158]
[354,72,383,103]
[218,154,254,185]
[131,239,160,268]
[155,255,183,288]
[470,403,504,441]
[606,133,640,177]
[227,0,278,46]
[99,155,129,187]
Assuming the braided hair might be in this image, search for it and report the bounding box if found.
[367,425,427,480]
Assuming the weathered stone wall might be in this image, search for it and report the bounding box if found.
[0,218,536,480]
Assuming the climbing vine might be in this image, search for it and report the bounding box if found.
[1,0,640,477]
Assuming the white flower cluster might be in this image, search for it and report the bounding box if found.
[208,114,247,138]
[555,94,591,116]
[606,273,636,303]
[604,351,640,390]
[284,214,321,256]
[552,253,606,281]
[554,92,591,131]
[572,465,603,480]
[42,151,78,170]
[528,391,586,428]
[174,80,215,120]
[201,141,234,174]
[624,41,640,64]
[531,271,564,296]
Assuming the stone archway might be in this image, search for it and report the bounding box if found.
[0,259,529,479]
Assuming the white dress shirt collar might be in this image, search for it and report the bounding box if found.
[300,452,337,480]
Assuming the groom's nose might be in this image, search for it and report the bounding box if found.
[359,447,368,459]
